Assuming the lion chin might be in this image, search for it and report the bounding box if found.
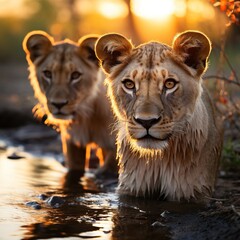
[130,136,168,154]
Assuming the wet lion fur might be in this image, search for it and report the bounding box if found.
[95,31,223,201]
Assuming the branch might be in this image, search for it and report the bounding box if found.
[203,75,240,87]
[212,42,240,83]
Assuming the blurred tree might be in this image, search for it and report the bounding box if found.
[66,0,81,39]
[0,0,57,62]
[124,0,141,43]
[22,0,57,31]
[205,0,240,135]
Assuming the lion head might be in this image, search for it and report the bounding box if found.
[23,31,101,124]
[95,31,211,155]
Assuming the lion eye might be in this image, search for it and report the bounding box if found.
[122,79,135,90]
[164,78,177,89]
[71,71,81,80]
[43,70,52,79]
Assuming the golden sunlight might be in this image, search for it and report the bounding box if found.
[98,0,128,19]
[75,0,128,19]
[0,0,38,18]
[131,0,175,21]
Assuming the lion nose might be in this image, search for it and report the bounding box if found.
[51,100,68,110]
[134,117,160,130]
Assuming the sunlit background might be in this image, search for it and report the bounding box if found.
[0,0,239,115]
[0,0,238,62]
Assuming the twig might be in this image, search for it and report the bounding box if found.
[213,43,240,83]
[229,92,240,111]
[231,204,240,217]
[204,75,240,87]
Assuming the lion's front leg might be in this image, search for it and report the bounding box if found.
[61,131,86,172]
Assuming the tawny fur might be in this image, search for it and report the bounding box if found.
[23,31,117,176]
[96,31,223,200]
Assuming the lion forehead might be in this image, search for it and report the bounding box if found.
[132,42,171,67]
[118,42,172,83]
[54,43,80,61]
[43,43,81,70]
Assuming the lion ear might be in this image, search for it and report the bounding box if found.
[172,30,211,75]
[23,30,53,63]
[78,35,99,66]
[95,33,133,74]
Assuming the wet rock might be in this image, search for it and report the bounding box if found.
[7,152,25,160]
[151,221,165,227]
[45,196,65,208]
[37,194,49,201]
[25,201,41,210]
[160,210,170,218]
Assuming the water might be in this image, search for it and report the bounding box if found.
[0,149,201,240]
[0,148,117,240]
[0,133,239,240]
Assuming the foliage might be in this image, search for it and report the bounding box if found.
[211,0,240,26]
[0,0,58,62]
[221,140,240,171]
[207,1,240,169]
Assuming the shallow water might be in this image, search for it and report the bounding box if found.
[0,132,239,240]
[0,143,197,240]
[0,148,116,240]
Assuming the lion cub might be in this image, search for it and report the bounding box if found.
[95,30,223,200]
[23,31,117,177]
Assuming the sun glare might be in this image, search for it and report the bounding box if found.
[0,0,38,18]
[131,0,175,21]
[98,0,128,19]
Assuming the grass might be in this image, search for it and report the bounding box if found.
[221,140,240,172]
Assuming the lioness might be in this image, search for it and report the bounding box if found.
[23,31,117,177]
[95,31,223,200]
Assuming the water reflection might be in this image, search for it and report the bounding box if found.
[0,148,204,240]
[21,190,117,239]
[0,149,118,240]
[21,207,112,239]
